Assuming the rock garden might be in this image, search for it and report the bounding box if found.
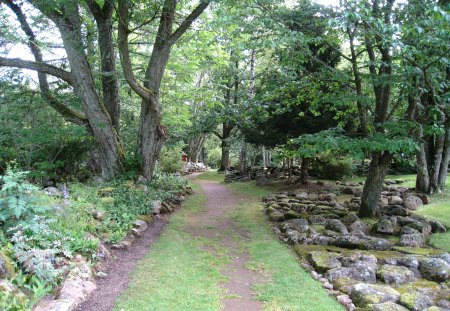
[263,182,450,311]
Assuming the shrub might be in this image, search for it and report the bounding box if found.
[158,145,184,173]
[310,152,353,180]
[0,165,48,231]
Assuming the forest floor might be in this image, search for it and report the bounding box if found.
[93,172,340,311]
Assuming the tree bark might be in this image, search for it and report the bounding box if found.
[188,134,206,163]
[220,139,230,171]
[239,141,247,174]
[359,152,392,218]
[438,123,450,187]
[33,0,124,180]
[299,157,310,184]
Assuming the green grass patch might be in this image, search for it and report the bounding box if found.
[114,183,229,311]
[228,184,343,311]
[195,170,225,182]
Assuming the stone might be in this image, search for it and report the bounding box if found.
[309,251,342,273]
[349,220,369,234]
[381,205,411,216]
[416,193,430,204]
[336,294,352,307]
[408,221,432,235]
[389,196,403,205]
[377,264,414,285]
[110,240,132,250]
[433,253,450,265]
[58,262,96,304]
[399,233,425,247]
[92,210,105,221]
[351,283,400,307]
[365,302,409,311]
[333,277,360,295]
[399,291,433,311]
[286,229,307,244]
[290,219,309,233]
[309,215,326,225]
[403,196,423,210]
[151,200,162,214]
[334,231,391,251]
[34,299,77,311]
[420,258,450,282]
[0,250,16,278]
[342,187,355,195]
[269,210,285,222]
[43,186,61,196]
[375,219,395,234]
[318,193,337,203]
[295,192,309,200]
[400,226,419,235]
[327,261,377,283]
[430,220,447,233]
[341,214,360,226]
[136,175,148,184]
[325,219,348,234]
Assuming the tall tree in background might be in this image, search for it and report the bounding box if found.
[118,0,210,179]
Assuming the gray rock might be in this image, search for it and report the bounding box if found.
[325,219,348,234]
[365,302,409,311]
[430,220,447,233]
[381,205,411,216]
[151,200,162,214]
[399,291,433,311]
[327,261,377,283]
[400,226,419,235]
[308,215,326,225]
[420,258,450,282]
[43,186,61,196]
[286,229,307,244]
[349,220,369,234]
[375,218,395,234]
[432,253,450,265]
[377,264,414,285]
[341,214,360,226]
[58,262,96,305]
[334,231,391,251]
[269,210,285,222]
[290,218,309,233]
[408,221,432,235]
[34,299,77,311]
[389,196,403,205]
[351,283,400,307]
[309,251,342,273]
[399,233,425,247]
[403,195,423,210]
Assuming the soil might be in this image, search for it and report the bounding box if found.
[186,180,264,311]
[79,174,263,310]
[77,215,169,311]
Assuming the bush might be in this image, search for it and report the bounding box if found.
[0,165,48,231]
[158,145,184,173]
[205,147,221,168]
[310,152,353,180]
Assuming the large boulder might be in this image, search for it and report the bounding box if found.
[377,264,414,285]
[58,262,96,305]
[286,229,307,244]
[334,231,391,251]
[388,196,403,205]
[327,261,377,283]
[399,291,433,311]
[351,283,400,307]
[403,196,423,210]
[325,219,348,235]
[309,251,342,273]
[419,258,450,282]
[365,302,409,311]
[430,220,447,233]
[399,233,425,247]
[290,219,309,233]
[381,205,411,216]
[374,219,395,234]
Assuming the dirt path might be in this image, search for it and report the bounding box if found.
[189,180,264,311]
[77,215,169,311]
[79,175,263,310]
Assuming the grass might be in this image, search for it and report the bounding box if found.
[227,183,344,311]
[114,183,229,311]
[195,170,225,182]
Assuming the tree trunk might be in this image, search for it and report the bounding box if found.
[239,141,247,174]
[299,157,310,184]
[138,95,167,179]
[43,1,124,180]
[220,140,230,171]
[438,123,450,187]
[188,134,206,163]
[359,152,391,218]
